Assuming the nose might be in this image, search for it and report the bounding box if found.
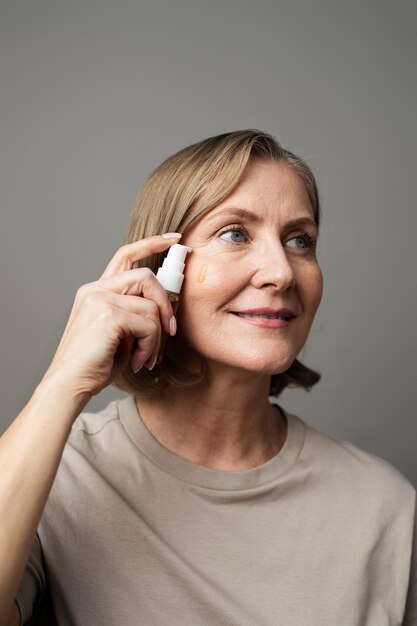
[250,239,295,292]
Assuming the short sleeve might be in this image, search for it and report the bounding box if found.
[15,534,46,625]
[403,490,417,625]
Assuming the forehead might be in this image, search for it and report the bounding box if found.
[235,159,309,199]
[204,160,315,223]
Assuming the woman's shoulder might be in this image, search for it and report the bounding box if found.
[69,397,121,438]
[292,412,416,504]
[50,397,138,500]
[64,396,133,461]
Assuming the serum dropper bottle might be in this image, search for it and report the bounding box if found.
[156,242,192,364]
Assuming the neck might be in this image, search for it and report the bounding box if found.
[136,368,287,471]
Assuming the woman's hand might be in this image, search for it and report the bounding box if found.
[42,234,181,398]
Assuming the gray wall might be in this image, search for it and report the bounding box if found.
[1,1,416,485]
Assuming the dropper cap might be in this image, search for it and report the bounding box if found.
[156,243,192,293]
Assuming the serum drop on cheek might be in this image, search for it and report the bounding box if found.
[156,243,192,363]
[197,266,207,283]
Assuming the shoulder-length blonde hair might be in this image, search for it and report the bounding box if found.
[113,129,321,397]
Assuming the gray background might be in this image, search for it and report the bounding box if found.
[1,1,416,485]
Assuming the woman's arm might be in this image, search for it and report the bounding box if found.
[0,375,91,624]
[0,234,180,624]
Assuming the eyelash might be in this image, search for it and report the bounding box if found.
[218,224,316,250]
[288,232,315,250]
[218,224,250,243]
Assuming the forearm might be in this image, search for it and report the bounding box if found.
[0,375,91,619]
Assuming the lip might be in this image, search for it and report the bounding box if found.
[229,307,297,329]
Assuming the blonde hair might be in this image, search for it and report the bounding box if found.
[113,129,321,396]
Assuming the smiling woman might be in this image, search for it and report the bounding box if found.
[1,131,415,626]
[175,160,322,382]
[115,131,322,397]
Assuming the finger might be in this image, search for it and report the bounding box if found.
[102,291,163,324]
[121,312,160,373]
[100,233,182,280]
[104,293,162,364]
[99,268,176,336]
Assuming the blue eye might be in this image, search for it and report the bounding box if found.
[219,227,248,243]
[287,234,313,250]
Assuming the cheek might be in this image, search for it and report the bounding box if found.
[300,265,323,312]
[183,258,241,305]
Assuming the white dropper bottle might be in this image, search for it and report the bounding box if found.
[156,243,192,363]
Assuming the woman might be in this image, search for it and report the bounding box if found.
[1,130,415,625]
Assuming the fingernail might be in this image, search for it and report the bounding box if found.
[162,232,182,239]
[169,316,177,336]
[145,354,157,371]
[132,364,143,374]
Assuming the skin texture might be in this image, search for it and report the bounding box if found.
[137,160,323,470]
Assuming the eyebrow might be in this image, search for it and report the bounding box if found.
[204,207,261,225]
[204,207,318,230]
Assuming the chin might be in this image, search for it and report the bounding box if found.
[252,362,294,376]
[227,351,297,376]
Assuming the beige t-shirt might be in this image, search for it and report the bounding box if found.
[16,395,416,625]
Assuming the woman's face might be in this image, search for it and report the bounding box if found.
[176,159,323,376]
